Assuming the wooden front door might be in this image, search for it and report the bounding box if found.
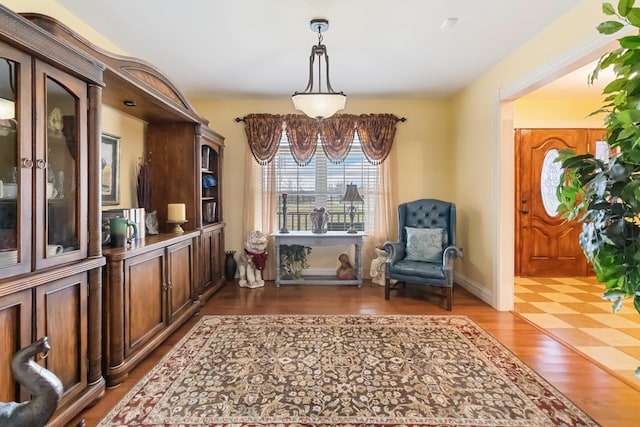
[515,128,604,276]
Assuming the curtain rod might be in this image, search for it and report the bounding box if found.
[234,116,407,123]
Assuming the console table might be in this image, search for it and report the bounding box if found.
[272,231,367,287]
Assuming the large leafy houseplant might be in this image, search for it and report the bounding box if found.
[557,0,640,321]
[280,244,312,279]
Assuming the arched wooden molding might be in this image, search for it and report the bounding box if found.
[21,13,208,125]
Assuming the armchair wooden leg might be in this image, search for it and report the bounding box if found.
[384,278,391,300]
[446,286,452,311]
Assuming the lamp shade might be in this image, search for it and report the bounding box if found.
[341,184,363,203]
[0,98,15,120]
[292,92,347,121]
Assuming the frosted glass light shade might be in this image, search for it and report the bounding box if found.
[292,92,346,120]
[0,98,15,120]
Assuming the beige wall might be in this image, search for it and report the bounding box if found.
[451,0,606,306]
[192,98,454,258]
[514,98,604,128]
[101,106,145,209]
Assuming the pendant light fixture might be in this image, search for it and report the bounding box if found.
[292,19,346,120]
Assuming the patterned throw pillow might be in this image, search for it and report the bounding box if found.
[405,227,447,262]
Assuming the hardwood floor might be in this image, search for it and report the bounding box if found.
[69,281,640,426]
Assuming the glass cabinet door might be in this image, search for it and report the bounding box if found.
[0,43,31,278]
[35,60,87,268]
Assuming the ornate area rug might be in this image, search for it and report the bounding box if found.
[97,315,598,426]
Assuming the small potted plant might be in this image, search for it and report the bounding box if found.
[280,244,312,279]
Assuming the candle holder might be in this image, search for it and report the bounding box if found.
[167,219,187,234]
[280,194,289,233]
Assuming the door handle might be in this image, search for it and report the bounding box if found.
[521,198,529,214]
[21,158,34,169]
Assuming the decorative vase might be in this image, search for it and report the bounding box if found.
[224,251,237,280]
[310,207,329,234]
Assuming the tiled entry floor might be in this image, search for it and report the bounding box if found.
[514,276,640,390]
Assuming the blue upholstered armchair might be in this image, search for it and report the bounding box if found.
[384,199,462,310]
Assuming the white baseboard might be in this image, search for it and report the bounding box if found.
[454,272,494,307]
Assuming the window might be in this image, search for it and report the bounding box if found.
[265,132,378,232]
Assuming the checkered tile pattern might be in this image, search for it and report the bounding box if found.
[514,276,640,388]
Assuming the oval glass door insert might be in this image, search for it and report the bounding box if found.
[540,149,562,217]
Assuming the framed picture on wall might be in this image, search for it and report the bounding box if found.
[101,133,120,205]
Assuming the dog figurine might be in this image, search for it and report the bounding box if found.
[238,230,268,288]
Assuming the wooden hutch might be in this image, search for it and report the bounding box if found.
[0,5,226,425]
[0,6,106,426]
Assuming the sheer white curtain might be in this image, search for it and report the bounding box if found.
[242,149,277,280]
[362,153,395,281]
[243,148,396,282]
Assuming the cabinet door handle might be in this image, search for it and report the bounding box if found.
[21,158,34,169]
[35,159,47,169]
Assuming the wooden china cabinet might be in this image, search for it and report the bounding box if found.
[0,6,106,426]
[0,4,228,423]
[197,126,225,300]
[21,11,227,389]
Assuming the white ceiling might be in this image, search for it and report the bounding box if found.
[56,0,586,100]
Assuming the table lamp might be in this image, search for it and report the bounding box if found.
[341,184,363,234]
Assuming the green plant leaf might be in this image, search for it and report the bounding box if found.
[604,2,616,15]
[620,34,640,48]
[620,0,636,15]
[560,153,594,168]
[603,289,627,299]
[612,297,624,312]
[622,179,640,199]
[616,109,640,124]
[610,163,630,181]
[598,20,626,34]
[629,8,640,26]
[603,77,628,93]
[618,126,638,140]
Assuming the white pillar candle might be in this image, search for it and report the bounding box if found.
[167,203,186,221]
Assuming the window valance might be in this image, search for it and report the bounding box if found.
[240,113,402,166]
